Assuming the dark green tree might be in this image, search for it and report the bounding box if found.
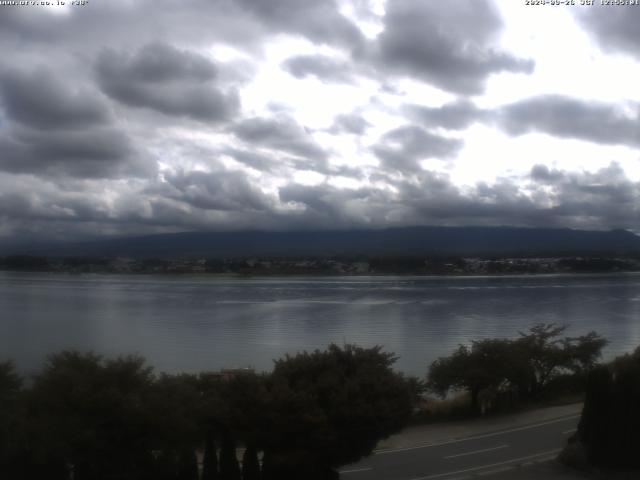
[428,339,518,413]
[156,450,179,480]
[262,344,415,479]
[241,445,261,480]
[515,324,606,397]
[219,433,241,480]
[202,432,219,480]
[577,347,640,467]
[428,324,607,411]
[26,351,156,480]
[0,361,23,478]
[147,373,202,453]
[177,449,199,480]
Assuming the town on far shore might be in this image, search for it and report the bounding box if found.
[2,254,640,275]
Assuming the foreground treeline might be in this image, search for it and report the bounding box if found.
[427,324,607,414]
[568,346,640,469]
[0,345,418,480]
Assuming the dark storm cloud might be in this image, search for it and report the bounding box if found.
[236,0,365,49]
[223,148,278,172]
[576,5,640,59]
[0,1,267,49]
[99,43,218,83]
[404,96,640,148]
[0,67,153,179]
[530,164,565,184]
[275,173,540,230]
[0,68,111,129]
[373,126,463,172]
[282,55,353,83]
[0,174,121,228]
[159,169,273,212]
[0,127,152,179]
[369,0,534,95]
[495,95,640,147]
[1,0,638,240]
[278,183,388,227]
[232,116,328,161]
[224,144,359,179]
[526,163,640,228]
[0,1,363,51]
[384,165,640,230]
[404,101,487,130]
[95,44,239,122]
[330,113,371,135]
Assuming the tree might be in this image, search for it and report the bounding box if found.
[428,339,518,413]
[515,323,569,397]
[261,344,415,479]
[516,324,606,397]
[577,347,640,467]
[241,445,261,480]
[26,351,156,480]
[428,325,607,412]
[177,449,199,480]
[0,361,22,477]
[147,373,202,453]
[562,331,608,374]
[219,433,241,480]
[201,432,219,480]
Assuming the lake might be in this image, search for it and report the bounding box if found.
[2,271,640,377]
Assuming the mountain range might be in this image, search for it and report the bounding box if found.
[4,226,640,259]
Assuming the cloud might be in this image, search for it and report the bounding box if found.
[0,68,111,130]
[495,95,640,147]
[232,116,328,161]
[369,0,534,95]
[0,67,153,179]
[404,101,486,130]
[96,43,239,122]
[0,126,153,179]
[404,96,640,149]
[0,0,638,241]
[576,5,640,59]
[159,168,273,212]
[223,148,278,172]
[237,0,365,49]
[330,113,371,135]
[373,126,463,172]
[282,54,353,83]
[278,182,388,228]
[526,163,640,228]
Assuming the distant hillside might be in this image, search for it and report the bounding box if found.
[6,226,640,259]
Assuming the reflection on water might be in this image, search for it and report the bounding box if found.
[1,272,640,376]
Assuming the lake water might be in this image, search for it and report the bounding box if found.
[2,272,640,377]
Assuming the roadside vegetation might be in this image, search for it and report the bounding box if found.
[1,324,630,478]
[0,345,417,480]
[425,324,607,418]
[561,346,640,471]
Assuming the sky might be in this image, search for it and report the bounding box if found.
[1,0,640,241]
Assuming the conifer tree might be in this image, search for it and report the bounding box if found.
[177,449,199,480]
[219,433,241,480]
[241,445,260,480]
[202,432,219,480]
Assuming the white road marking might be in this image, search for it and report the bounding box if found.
[375,415,579,455]
[562,428,577,435]
[409,449,562,480]
[444,444,508,459]
[339,467,373,474]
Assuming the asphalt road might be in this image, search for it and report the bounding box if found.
[339,414,580,480]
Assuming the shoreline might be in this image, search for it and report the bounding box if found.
[2,269,640,278]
